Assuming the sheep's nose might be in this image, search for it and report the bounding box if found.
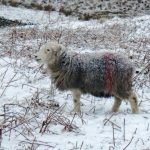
[34,55,37,58]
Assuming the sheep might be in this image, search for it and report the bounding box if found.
[35,41,139,114]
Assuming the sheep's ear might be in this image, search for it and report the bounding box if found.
[54,45,63,53]
[53,45,63,56]
[58,45,63,51]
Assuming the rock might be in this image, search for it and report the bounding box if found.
[0,17,33,27]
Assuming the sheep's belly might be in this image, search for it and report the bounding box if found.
[90,91,112,98]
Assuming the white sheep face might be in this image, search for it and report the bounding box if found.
[35,41,63,65]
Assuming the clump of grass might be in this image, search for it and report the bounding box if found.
[31,2,43,10]
[79,12,92,21]
[9,0,19,7]
[59,6,73,16]
[79,11,112,20]
[43,4,55,11]
[1,0,7,5]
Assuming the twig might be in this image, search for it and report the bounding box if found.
[112,123,115,147]
[103,114,114,126]
[20,139,55,148]
[104,117,121,130]
[147,123,149,131]
[123,118,125,141]
[80,141,84,150]
[109,146,115,150]
[0,128,2,148]
[0,73,17,97]
[123,136,134,150]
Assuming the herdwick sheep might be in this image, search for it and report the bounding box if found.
[35,41,139,114]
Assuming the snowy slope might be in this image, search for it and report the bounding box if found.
[0,5,150,150]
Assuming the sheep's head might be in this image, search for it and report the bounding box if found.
[35,41,64,65]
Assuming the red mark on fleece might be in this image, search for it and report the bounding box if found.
[104,52,113,92]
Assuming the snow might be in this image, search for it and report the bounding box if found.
[0,5,150,150]
[0,5,99,29]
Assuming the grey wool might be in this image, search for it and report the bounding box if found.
[35,41,139,113]
[49,51,133,98]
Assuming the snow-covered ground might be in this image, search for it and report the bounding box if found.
[0,5,150,150]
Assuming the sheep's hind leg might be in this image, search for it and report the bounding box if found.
[72,90,81,113]
[129,92,139,114]
[112,97,122,112]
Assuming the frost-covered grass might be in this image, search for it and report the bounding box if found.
[0,5,150,150]
[1,0,150,20]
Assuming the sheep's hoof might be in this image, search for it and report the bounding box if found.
[111,108,119,113]
[132,110,139,114]
[70,110,81,115]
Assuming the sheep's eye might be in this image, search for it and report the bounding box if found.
[47,49,50,51]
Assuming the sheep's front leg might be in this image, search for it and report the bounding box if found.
[49,78,55,96]
[72,90,81,112]
[47,70,55,96]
